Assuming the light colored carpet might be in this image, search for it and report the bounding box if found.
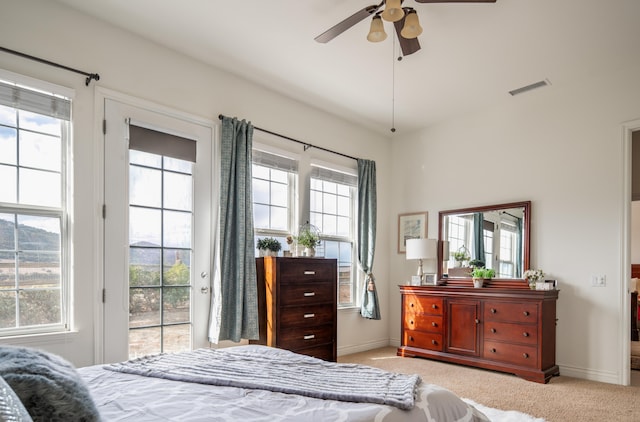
[339,346,640,422]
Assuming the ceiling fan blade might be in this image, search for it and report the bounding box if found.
[414,0,496,3]
[315,4,381,43]
[393,18,421,56]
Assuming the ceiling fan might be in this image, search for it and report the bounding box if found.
[315,0,496,57]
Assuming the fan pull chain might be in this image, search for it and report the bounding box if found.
[391,33,396,133]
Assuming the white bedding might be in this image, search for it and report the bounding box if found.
[79,345,489,422]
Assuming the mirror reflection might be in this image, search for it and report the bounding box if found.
[439,202,530,281]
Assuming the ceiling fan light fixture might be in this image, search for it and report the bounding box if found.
[381,0,404,23]
[400,10,423,39]
[367,15,387,42]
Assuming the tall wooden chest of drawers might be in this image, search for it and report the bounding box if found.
[398,285,559,383]
[253,257,337,361]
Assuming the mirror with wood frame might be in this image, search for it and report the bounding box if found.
[438,201,531,288]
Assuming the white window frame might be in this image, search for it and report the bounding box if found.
[0,69,74,337]
[309,161,358,308]
[252,145,299,251]
[251,135,360,309]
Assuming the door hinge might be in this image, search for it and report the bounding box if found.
[102,204,106,219]
[102,119,106,135]
[102,288,106,303]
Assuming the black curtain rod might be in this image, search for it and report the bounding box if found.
[0,46,100,86]
[218,114,357,161]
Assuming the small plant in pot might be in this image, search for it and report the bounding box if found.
[296,229,320,257]
[471,267,496,288]
[451,250,470,267]
[256,237,281,257]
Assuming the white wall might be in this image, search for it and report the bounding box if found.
[0,0,392,366]
[390,59,640,383]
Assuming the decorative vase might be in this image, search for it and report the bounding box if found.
[454,261,462,268]
[473,278,483,288]
[529,282,536,290]
[304,247,315,257]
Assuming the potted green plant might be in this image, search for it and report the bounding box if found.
[256,237,281,257]
[451,250,470,267]
[471,267,495,288]
[296,228,320,257]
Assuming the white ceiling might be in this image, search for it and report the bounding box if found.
[55,0,640,136]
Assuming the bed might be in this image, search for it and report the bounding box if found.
[1,344,490,422]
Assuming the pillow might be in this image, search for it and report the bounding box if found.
[0,376,32,422]
[632,278,639,293]
[0,346,100,422]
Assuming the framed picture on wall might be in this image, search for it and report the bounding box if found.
[398,212,427,254]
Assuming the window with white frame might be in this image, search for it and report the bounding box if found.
[252,149,297,253]
[310,164,357,308]
[0,77,71,336]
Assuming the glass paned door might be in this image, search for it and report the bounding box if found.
[103,98,212,363]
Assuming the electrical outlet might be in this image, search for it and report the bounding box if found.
[591,274,606,287]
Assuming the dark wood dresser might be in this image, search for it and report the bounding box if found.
[253,257,337,361]
[398,285,559,383]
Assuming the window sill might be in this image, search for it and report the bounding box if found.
[0,331,79,346]
[338,305,361,313]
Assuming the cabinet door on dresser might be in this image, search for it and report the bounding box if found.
[255,257,337,362]
[446,298,480,356]
[402,293,444,352]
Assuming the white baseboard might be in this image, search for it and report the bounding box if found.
[558,364,620,385]
[337,339,392,357]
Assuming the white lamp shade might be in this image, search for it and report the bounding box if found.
[406,238,437,260]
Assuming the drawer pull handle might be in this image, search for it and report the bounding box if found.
[432,304,437,309]
[304,271,316,275]
[490,328,496,333]
[410,320,414,325]
[475,319,480,324]
[523,311,530,316]
[431,340,437,345]
[409,336,414,342]
[410,303,415,308]
[523,332,529,337]
[431,322,437,327]
[523,353,529,359]
[304,313,315,318]
[490,308,497,314]
[303,292,316,297]
[490,348,496,353]
[303,334,315,340]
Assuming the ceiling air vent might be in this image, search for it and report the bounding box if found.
[508,79,550,96]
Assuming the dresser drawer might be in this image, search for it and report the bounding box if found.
[484,340,538,368]
[484,301,539,323]
[404,294,443,315]
[403,313,443,333]
[484,321,537,345]
[295,344,335,361]
[403,330,443,351]
[279,304,334,328]
[279,281,334,306]
[278,260,335,282]
[279,324,334,350]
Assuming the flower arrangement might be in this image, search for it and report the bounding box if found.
[523,269,544,287]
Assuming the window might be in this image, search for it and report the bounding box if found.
[0,77,71,336]
[252,149,297,253]
[310,164,357,307]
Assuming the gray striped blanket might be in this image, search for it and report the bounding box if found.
[106,346,421,410]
